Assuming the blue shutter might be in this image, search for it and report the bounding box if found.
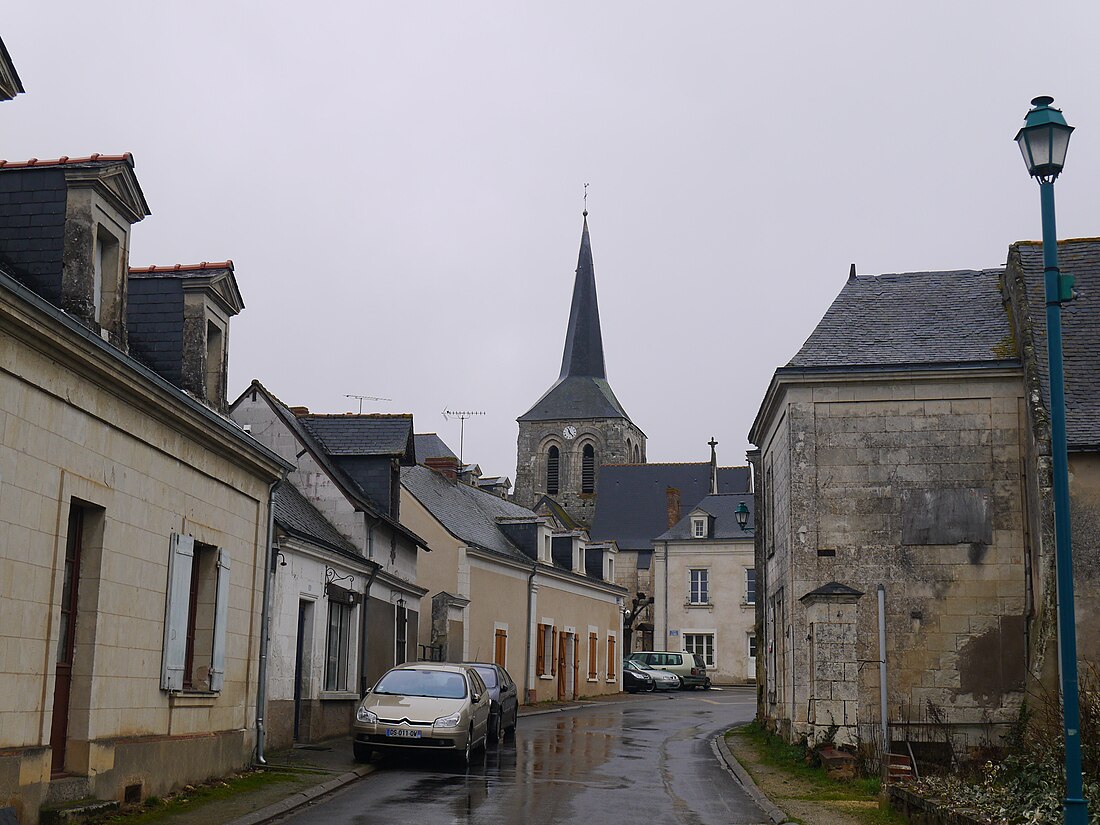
[209,548,232,692]
[162,534,194,691]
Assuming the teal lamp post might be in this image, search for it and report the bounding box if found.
[1015,95,1088,825]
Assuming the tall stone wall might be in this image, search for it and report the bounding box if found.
[759,373,1029,746]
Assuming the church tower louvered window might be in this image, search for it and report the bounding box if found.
[581,444,595,493]
[547,446,560,495]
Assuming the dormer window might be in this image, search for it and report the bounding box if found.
[692,516,707,538]
[540,531,552,564]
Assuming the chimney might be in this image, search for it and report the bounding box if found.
[425,455,460,480]
[666,487,681,529]
[289,406,310,417]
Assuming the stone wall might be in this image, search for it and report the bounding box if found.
[757,372,1029,745]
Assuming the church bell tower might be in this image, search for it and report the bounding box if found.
[513,212,646,528]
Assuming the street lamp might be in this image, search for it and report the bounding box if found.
[1016,95,1088,825]
[735,501,752,531]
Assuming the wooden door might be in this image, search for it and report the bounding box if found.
[51,508,84,775]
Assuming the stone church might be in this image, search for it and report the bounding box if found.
[513,213,646,528]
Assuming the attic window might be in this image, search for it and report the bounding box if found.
[692,517,707,539]
[93,226,120,329]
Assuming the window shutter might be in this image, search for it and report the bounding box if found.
[608,636,616,678]
[551,627,558,676]
[162,534,194,690]
[208,548,232,691]
[536,624,546,675]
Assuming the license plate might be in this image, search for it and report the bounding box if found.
[385,728,422,739]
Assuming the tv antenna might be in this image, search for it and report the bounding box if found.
[346,394,392,414]
[442,409,485,465]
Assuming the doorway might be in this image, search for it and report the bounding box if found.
[50,508,85,774]
[557,632,576,701]
[293,600,313,741]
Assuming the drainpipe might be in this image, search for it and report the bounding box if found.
[359,518,380,696]
[255,477,281,765]
[524,565,537,703]
[662,541,669,648]
[877,584,889,760]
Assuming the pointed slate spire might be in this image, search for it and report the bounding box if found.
[558,213,606,380]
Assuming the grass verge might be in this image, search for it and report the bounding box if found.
[98,768,300,825]
[728,722,906,825]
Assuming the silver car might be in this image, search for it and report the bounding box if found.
[352,663,492,766]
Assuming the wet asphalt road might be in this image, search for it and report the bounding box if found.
[279,687,767,825]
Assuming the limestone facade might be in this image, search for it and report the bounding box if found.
[751,371,1029,746]
[0,262,286,820]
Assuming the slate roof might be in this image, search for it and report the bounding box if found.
[1010,239,1100,448]
[401,464,536,561]
[519,215,634,424]
[655,493,755,542]
[415,433,457,461]
[589,463,752,551]
[300,414,415,461]
[787,269,1014,370]
[273,480,361,559]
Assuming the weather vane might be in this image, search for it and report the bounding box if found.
[583,182,589,216]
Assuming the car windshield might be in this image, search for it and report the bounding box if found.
[470,666,498,687]
[624,660,642,672]
[373,669,467,699]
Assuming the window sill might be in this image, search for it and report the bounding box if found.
[586,677,599,683]
[606,677,617,683]
[169,691,219,708]
[539,674,554,681]
[319,691,359,701]
[685,602,714,610]
[742,601,756,609]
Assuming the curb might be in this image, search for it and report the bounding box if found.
[711,731,794,825]
[224,763,375,825]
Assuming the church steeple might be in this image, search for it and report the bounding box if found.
[558,213,606,380]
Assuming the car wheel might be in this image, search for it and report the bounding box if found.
[645,681,655,693]
[674,676,684,689]
[352,741,372,763]
[456,727,472,769]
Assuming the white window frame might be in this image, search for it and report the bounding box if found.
[745,567,756,605]
[688,568,709,605]
[683,630,716,669]
[692,517,707,539]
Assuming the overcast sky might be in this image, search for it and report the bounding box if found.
[6,3,1100,481]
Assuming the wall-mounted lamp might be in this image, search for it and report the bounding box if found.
[735,501,753,532]
[325,567,354,587]
[274,551,288,570]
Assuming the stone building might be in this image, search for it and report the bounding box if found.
[589,460,750,653]
[653,491,756,684]
[0,149,289,822]
[749,267,1029,747]
[228,382,428,746]
[514,214,646,528]
[400,448,625,704]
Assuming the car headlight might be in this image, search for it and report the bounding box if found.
[433,712,462,728]
[356,707,378,723]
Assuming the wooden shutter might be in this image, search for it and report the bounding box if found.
[607,636,616,678]
[536,624,546,675]
[495,628,507,667]
[162,534,195,690]
[551,627,558,676]
[588,632,598,679]
[208,548,232,691]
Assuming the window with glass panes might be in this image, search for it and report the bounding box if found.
[689,569,709,604]
[746,568,756,604]
[325,600,353,691]
[684,633,715,668]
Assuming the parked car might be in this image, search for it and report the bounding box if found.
[462,662,519,743]
[627,651,709,689]
[626,659,680,690]
[352,663,491,766]
[623,659,656,693]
